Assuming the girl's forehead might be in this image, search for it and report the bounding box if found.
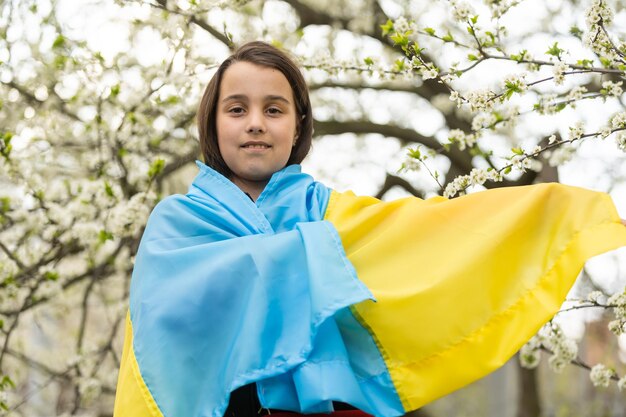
[220,61,294,98]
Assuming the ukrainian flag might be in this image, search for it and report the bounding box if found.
[114,162,626,417]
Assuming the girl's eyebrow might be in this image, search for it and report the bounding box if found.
[221,94,291,104]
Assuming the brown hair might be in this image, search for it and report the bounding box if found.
[197,41,313,177]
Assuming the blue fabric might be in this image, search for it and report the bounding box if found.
[129,161,404,417]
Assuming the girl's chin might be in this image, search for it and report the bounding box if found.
[231,165,288,183]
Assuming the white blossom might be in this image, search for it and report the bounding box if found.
[520,335,543,369]
[608,289,626,319]
[538,323,579,373]
[548,146,575,166]
[568,122,585,141]
[589,363,614,387]
[444,175,471,198]
[448,129,466,145]
[0,257,19,280]
[566,86,588,102]
[583,28,617,58]
[67,198,97,222]
[608,319,625,335]
[616,132,626,152]
[486,169,503,182]
[611,112,626,129]
[469,168,487,186]
[602,81,623,97]
[70,221,103,248]
[484,0,515,17]
[502,73,528,94]
[465,89,496,112]
[393,16,411,33]
[108,192,154,238]
[36,279,62,299]
[548,355,568,373]
[123,153,152,187]
[471,113,497,131]
[619,375,626,391]
[552,62,570,86]
[400,155,421,172]
[585,0,613,27]
[498,105,520,130]
[449,90,463,108]
[520,345,541,368]
[421,67,438,80]
[450,0,475,22]
[587,290,604,303]
[511,155,532,172]
[348,9,376,33]
[67,353,83,367]
[448,129,477,151]
[548,134,557,144]
[598,126,612,138]
[536,94,560,115]
[78,377,102,405]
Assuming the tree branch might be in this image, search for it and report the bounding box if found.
[374,173,425,199]
[314,119,474,173]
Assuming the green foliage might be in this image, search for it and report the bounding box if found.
[510,50,528,62]
[52,34,66,49]
[441,31,454,42]
[148,158,165,179]
[104,182,115,198]
[44,271,59,281]
[99,230,114,243]
[1,131,12,158]
[569,26,583,38]
[546,42,565,59]
[0,197,10,214]
[380,19,394,36]
[483,31,496,47]
[110,84,121,98]
[0,375,15,410]
[390,31,411,49]
[408,147,421,159]
[393,58,406,72]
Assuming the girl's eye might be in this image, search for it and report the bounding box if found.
[266,107,282,115]
[228,107,245,114]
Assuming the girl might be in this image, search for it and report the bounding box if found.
[114,41,626,417]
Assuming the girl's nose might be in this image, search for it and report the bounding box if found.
[246,125,265,134]
[246,110,266,134]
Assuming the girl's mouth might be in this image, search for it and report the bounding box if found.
[242,142,271,149]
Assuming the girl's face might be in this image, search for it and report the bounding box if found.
[216,61,298,198]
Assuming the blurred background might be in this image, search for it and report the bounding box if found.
[1,0,625,415]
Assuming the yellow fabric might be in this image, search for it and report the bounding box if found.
[113,313,163,417]
[324,183,626,410]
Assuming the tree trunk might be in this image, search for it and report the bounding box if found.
[516,356,541,417]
